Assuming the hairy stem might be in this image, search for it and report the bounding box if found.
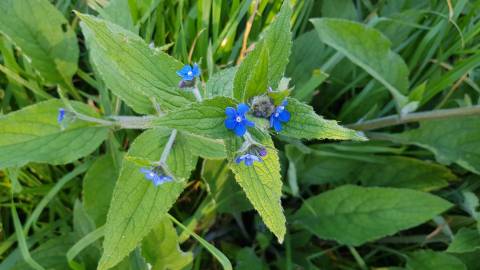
[159,129,178,165]
[346,105,480,131]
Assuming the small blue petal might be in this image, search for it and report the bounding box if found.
[281,100,288,106]
[245,158,254,166]
[58,108,65,123]
[225,107,236,117]
[192,64,200,77]
[225,118,237,129]
[272,118,282,132]
[234,124,247,136]
[244,119,255,127]
[279,110,291,122]
[237,103,249,115]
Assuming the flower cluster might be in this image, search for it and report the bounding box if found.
[235,145,267,166]
[177,64,200,88]
[140,167,173,186]
[224,104,255,136]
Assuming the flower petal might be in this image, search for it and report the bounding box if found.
[225,118,237,129]
[192,64,200,77]
[237,103,249,115]
[245,157,254,166]
[177,65,191,76]
[279,110,291,122]
[225,107,236,117]
[273,118,282,132]
[234,123,247,136]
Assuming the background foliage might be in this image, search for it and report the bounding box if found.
[1,0,480,269]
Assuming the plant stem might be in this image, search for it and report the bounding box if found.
[348,246,368,270]
[159,129,178,164]
[347,105,480,131]
[192,85,203,102]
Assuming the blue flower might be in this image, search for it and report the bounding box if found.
[236,153,262,166]
[176,64,200,81]
[270,100,291,132]
[140,168,173,186]
[224,103,255,136]
[58,108,66,124]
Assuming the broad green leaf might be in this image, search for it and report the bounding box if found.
[233,43,269,101]
[78,13,192,114]
[226,130,286,242]
[392,116,480,174]
[263,1,292,88]
[102,0,135,32]
[181,133,226,159]
[202,160,252,214]
[99,128,197,270]
[282,98,366,141]
[205,67,236,98]
[0,0,79,84]
[83,154,122,226]
[287,145,455,191]
[0,99,108,169]
[142,219,193,270]
[406,250,466,270]
[152,96,237,139]
[311,18,409,106]
[293,185,452,246]
[447,228,480,254]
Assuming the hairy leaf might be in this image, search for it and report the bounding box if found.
[152,96,237,139]
[282,98,366,141]
[0,99,108,169]
[226,130,286,242]
[294,185,452,245]
[0,0,79,84]
[98,128,197,270]
[233,43,269,102]
[205,67,236,98]
[263,1,292,88]
[79,14,192,114]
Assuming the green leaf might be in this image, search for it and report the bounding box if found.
[78,13,192,114]
[0,99,108,169]
[226,130,286,243]
[293,185,452,246]
[447,228,480,254]
[406,250,466,270]
[142,219,193,270]
[83,154,122,226]
[287,145,455,191]
[181,133,226,159]
[311,18,409,106]
[233,43,269,101]
[282,98,366,141]
[0,0,79,84]
[263,1,292,88]
[152,96,237,139]
[392,116,480,174]
[98,128,197,270]
[205,67,236,98]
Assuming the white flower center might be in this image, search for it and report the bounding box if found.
[187,71,193,76]
[235,116,242,122]
[278,106,284,111]
[149,172,155,177]
[275,113,279,117]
